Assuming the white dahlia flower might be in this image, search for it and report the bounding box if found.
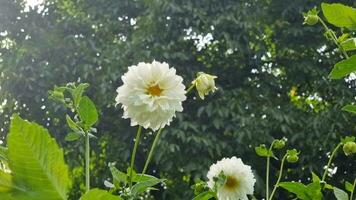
[207,157,256,200]
[115,61,186,131]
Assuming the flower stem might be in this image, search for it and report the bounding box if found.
[129,126,142,188]
[142,128,163,175]
[186,84,195,94]
[266,141,276,200]
[350,178,356,200]
[321,143,342,183]
[318,17,349,59]
[269,154,287,200]
[85,132,90,193]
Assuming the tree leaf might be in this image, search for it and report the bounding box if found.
[329,55,356,79]
[81,189,122,200]
[342,104,356,114]
[333,187,349,200]
[192,191,215,200]
[78,96,98,127]
[321,3,356,29]
[7,115,70,199]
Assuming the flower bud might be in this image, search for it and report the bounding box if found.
[192,72,217,100]
[273,140,286,149]
[343,141,356,156]
[303,8,319,26]
[287,154,299,163]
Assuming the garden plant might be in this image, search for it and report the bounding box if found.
[0,1,355,200]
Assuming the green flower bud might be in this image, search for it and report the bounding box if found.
[287,154,299,163]
[343,141,356,156]
[192,72,218,100]
[273,140,286,149]
[303,8,319,26]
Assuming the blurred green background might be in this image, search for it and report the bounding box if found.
[0,0,355,199]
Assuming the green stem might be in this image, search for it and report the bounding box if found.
[269,154,287,200]
[186,84,195,94]
[318,17,349,59]
[141,128,163,175]
[85,132,90,193]
[266,141,276,200]
[321,143,342,183]
[129,126,142,188]
[349,178,356,200]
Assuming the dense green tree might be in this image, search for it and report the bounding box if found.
[0,0,355,199]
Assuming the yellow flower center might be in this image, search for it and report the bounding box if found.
[147,84,163,96]
[224,176,239,190]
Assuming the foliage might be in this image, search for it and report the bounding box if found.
[0,0,356,199]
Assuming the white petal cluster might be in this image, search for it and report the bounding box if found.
[207,157,256,200]
[116,61,186,131]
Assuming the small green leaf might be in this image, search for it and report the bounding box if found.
[131,178,165,196]
[0,146,8,162]
[306,182,323,200]
[0,170,13,193]
[329,55,356,79]
[192,191,215,200]
[311,172,320,183]
[65,132,81,141]
[321,3,356,29]
[333,187,349,200]
[345,181,353,192]
[78,96,98,127]
[109,164,127,188]
[279,182,309,199]
[70,83,89,107]
[342,104,356,114]
[341,38,356,51]
[81,189,122,200]
[66,115,82,133]
[255,145,275,158]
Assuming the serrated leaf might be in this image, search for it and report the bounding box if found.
[81,189,122,200]
[345,181,353,192]
[333,187,349,200]
[7,115,70,199]
[321,3,356,29]
[192,191,215,200]
[329,55,356,79]
[131,178,165,196]
[64,132,81,141]
[342,104,356,114]
[78,96,98,127]
[341,38,356,51]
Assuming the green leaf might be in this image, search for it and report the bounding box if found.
[65,115,83,134]
[81,189,122,200]
[255,145,276,158]
[329,55,356,79]
[279,182,309,200]
[78,96,98,127]
[70,83,89,107]
[306,182,323,200]
[64,132,81,141]
[0,145,8,161]
[345,181,354,192]
[341,38,356,51]
[7,115,70,199]
[131,178,165,196]
[0,170,13,193]
[311,172,320,183]
[321,3,356,29]
[109,164,127,188]
[342,104,356,114]
[192,191,215,200]
[333,187,349,200]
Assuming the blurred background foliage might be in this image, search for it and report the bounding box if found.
[0,0,355,199]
